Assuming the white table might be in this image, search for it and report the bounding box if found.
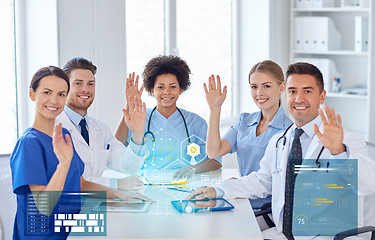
[69,169,263,240]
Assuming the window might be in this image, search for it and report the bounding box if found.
[125,0,233,119]
[0,0,17,154]
[125,0,164,75]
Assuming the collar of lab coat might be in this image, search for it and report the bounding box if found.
[293,116,324,159]
[291,115,322,139]
[57,111,101,146]
[64,105,89,131]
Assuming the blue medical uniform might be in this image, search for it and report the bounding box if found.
[223,105,292,176]
[128,108,221,170]
[10,128,84,240]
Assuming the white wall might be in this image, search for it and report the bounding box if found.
[269,0,291,72]
[16,0,127,134]
[58,0,274,129]
[0,154,16,240]
[269,0,291,116]
[16,0,289,133]
[57,0,127,132]
[235,0,270,117]
[235,0,290,118]
[16,0,59,135]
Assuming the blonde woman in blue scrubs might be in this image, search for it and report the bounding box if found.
[205,60,292,177]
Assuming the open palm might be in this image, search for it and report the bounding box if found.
[52,123,73,168]
[313,106,345,155]
[123,95,146,145]
[203,75,227,110]
[126,72,144,99]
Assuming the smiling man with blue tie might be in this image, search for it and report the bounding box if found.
[187,62,375,239]
[56,57,148,191]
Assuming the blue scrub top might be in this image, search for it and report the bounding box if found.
[128,107,221,170]
[223,105,292,176]
[10,128,84,240]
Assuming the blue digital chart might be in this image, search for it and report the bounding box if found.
[142,128,208,171]
[26,191,107,237]
[292,159,358,237]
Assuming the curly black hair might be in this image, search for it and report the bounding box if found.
[142,55,191,93]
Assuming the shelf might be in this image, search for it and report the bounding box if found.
[293,8,370,13]
[291,0,374,141]
[293,50,369,56]
[325,92,367,100]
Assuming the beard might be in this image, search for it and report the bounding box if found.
[66,95,94,113]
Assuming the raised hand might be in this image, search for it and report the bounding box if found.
[125,72,144,110]
[313,105,345,155]
[123,95,146,145]
[203,75,227,111]
[126,72,144,100]
[52,123,73,168]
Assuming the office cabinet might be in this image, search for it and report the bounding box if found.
[290,0,375,141]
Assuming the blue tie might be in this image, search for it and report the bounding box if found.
[79,118,89,145]
[283,128,304,240]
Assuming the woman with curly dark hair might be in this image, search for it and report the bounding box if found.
[115,55,221,180]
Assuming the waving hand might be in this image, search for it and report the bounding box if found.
[313,105,346,155]
[203,75,227,111]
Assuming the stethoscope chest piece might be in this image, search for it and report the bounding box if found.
[142,107,196,166]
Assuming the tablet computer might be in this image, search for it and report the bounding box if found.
[171,198,234,213]
[93,200,151,212]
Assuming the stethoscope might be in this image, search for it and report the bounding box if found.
[142,106,191,167]
[274,124,325,173]
[143,106,190,143]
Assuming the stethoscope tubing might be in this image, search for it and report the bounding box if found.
[143,106,191,143]
[275,123,324,170]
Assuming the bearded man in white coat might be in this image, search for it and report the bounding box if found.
[56,57,147,191]
[188,62,375,239]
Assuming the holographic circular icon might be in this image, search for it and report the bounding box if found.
[186,142,200,165]
[185,205,193,213]
[294,214,308,228]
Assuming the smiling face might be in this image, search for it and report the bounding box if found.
[286,74,326,127]
[30,75,68,120]
[151,73,182,110]
[249,71,285,111]
[66,69,96,116]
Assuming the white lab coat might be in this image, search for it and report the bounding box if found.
[56,111,145,187]
[219,123,375,240]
